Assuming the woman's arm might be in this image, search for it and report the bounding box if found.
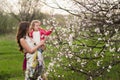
[20,38,44,54]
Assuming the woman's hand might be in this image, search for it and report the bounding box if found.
[38,40,45,47]
[38,40,46,51]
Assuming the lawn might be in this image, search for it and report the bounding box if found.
[0,34,24,80]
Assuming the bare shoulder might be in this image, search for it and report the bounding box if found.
[20,38,25,43]
[20,38,25,41]
[20,38,28,47]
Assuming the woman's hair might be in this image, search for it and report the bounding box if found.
[16,21,30,52]
[30,20,41,30]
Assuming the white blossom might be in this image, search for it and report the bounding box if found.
[58,75,60,77]
[72,71,74,73]
[105,20,113,24]
[101,54,104,58]
[102,66,105,69]
[115,28,118,33]
[80,51,84,54]
[64,67,66,69]
[117,48,120,52]
[104,31,109,36]
[68,41,72,46]
[68,54,73,58]
[44,72,49,75]
[94,53,98,57]
[81,61,87,67]
[63,34,67,37]
[65,55,68,58]
[49,62,54,67]
[54,41,58,45]
[77,58,81,62]
[80,69,83,72]
[106,13,112,17]
[98,38,102,41]
[97,61,100,66]
[105,43,109,47]
[68,64,71,66]
[117,56,120,59]
[66,49,69,51]
[112,54,115,57]
[110,42,114,45]
[94,28,100,33]
[90,76,93,80]
[97,60,103,66]
[82,28,85,31]
[107,69,110,72]
[62,75,64,77]
[110,47,115,52]
[68,33,74,46]
[42,19,46,25]
[108,65,112,69]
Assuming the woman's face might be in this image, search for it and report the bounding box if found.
[33,22,40,31]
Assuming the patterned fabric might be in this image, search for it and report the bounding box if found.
[24,36,44,80]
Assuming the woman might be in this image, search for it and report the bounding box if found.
[16,21,45,80]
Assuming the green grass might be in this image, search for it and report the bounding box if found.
[0,54,24,80]
[0,34,24,80]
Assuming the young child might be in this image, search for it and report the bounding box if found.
[29,20,53,66]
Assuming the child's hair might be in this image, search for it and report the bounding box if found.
[30,20,41,30]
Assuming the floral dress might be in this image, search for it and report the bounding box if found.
[25,36,44,80]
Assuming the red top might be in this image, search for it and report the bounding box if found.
[29,28,52,40]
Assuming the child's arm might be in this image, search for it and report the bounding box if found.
[40,27,53,36]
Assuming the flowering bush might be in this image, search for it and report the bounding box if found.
[43,0,120,80]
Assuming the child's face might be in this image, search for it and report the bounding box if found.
[33,22,40,31]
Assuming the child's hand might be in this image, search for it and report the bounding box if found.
[41,45,46,51]
[50,27,54,31]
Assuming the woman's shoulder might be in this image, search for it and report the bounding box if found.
[20,38,25,42]
[20,37,30,45]
[20,36,28,41]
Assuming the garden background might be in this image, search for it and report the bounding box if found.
[0,0,120,80]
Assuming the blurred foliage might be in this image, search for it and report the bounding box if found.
[0,11,18,34]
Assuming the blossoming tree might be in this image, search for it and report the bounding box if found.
[43,0,120,80]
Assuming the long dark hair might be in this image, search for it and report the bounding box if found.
[16,21,30,52]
